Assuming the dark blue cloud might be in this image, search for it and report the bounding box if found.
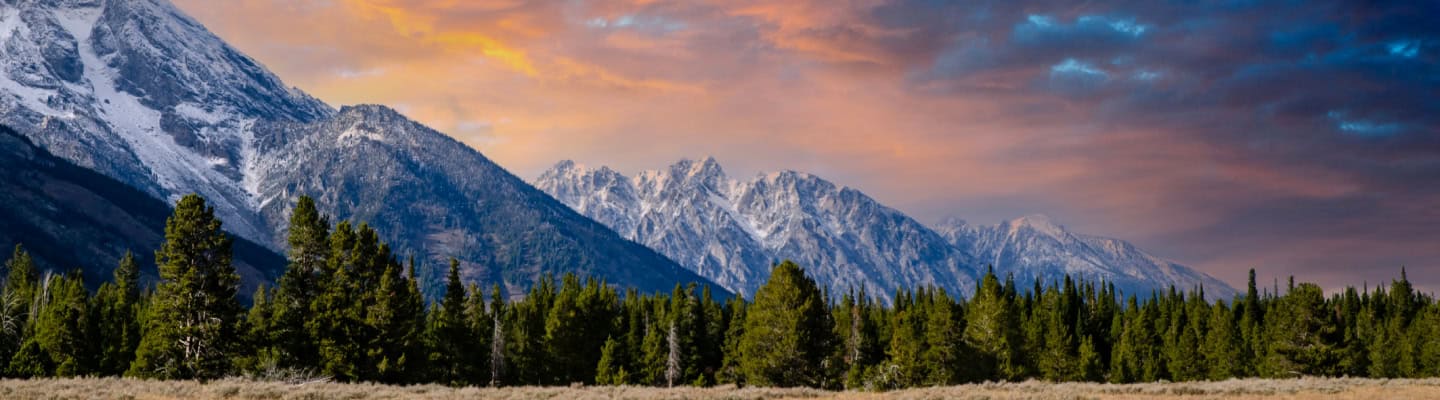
[860,0,1440,285]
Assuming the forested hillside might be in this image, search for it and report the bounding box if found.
[0,194,1436,389]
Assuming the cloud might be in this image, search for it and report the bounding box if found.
[173,0,1440,293]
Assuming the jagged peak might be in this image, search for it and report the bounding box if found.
[670,156,725,177]
[548,159,584,173]
[1006,214,1067,238]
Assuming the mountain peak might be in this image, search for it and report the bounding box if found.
[664,156,728,190]
[337,104,404,119]
[550,159,585,174]
[676,156,724,175]
[1009,214,1066,237]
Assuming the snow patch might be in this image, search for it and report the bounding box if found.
[338,125,386,143]
[174,103,229,125]
[53,3,266,241]
[0,7,19,42]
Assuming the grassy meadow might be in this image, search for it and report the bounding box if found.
[2,377,1439,400]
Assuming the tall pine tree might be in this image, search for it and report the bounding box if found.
[737,261,838,388]
[129,194,243,380]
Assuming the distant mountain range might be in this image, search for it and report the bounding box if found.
[935,215,1235,299]
[536,159,1238,302]
[1,0,1235,300]
[0,0,708,295]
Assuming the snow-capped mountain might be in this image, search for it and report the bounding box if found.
[0,0,708,295]
[935,216,1237,299]
[247,106,706,295]
[0,0,330,243]
[535,158,977,302]
[536,158,1238,302]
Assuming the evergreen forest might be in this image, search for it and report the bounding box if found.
[1,194,1437,390]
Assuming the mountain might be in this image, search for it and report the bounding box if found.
[535,158,1238,302]
[0,0,330,244]
[0,0,710,295]
[247,105,705,294]
[935,216,1238,299]
[0,124,284,293]
[535,158,977,302]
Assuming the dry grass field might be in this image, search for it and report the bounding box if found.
[2,377,1438,400]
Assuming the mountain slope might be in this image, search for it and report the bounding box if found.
[535,158,977,302]
[249,106,709,295]
[0,0,712,295]
[536,158,1238,301]
[0,124,283,293]
[0,0,331,243]
[936,216,1238,299]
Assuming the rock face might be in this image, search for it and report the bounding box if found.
[935,216,1238,299]
[535,158,977,302]
[0,0,710,295]
[536,158,1239,302]
[0,124,284,294]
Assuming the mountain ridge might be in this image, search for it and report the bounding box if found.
[536,157,1238,301]
[537,157,978,303]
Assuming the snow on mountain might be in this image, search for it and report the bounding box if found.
[0,0,330,243]
[935,216,1238,300]
[245,105,710,296]
[537,158,1238,302]
[535,158,977,302]
[0,0,711,295]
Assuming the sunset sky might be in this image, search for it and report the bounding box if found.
[172,0,1439,292]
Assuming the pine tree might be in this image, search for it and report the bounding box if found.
[310,221,362,380]
[428,258,472,386]
[18,271,91,376]
[887,290,926,387]
[271,196,330,370]
[240,286,278,373]
[963,269,1023,381]
[737,261,838,388]
[1262,283,1335,377]
[1164,305,1202,381]
[1237,269,1262,377]
[92,252,142,375]
[1203,301,1241,380]
[507,275,555,385]
[1039,287,1079,381]
[716,297,746,385]
[464,283,492,385]
[922,290,964,385]
[595,335,627,385]
[544,274,607,385]
[129,195,243,380]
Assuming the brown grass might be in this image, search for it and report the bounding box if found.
[1,377,1438,400]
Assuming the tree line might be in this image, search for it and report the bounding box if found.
[0,194,1437,389]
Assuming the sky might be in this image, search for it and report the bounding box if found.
[171,0,1440,293]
